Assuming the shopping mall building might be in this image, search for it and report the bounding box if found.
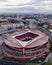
[2,29,50,62]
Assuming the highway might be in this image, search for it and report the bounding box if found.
[37,26,52,42]
[42,28,52,42]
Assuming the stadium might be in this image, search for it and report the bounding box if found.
[2,29,50,62]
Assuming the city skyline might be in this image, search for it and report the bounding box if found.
[0,0,52,14]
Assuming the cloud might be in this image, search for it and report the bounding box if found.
[0,6,38,14]
[0,6,52,14]
[0,0,7,2]
[0,0,52,14]
[31,0,52,12]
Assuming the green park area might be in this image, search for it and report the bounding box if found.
[7,30,15,34]
[45,61,52,65]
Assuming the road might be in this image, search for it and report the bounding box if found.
[41,28,52,42]
[37,26,52,42]
[44,53,52,63]
[0,34,5,45]
[0,34,5,59]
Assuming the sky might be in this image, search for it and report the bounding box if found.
[0,0,52,14]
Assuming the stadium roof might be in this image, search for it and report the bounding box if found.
[5,29,49,48]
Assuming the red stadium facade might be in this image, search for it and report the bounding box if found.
[2,29,50,62]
